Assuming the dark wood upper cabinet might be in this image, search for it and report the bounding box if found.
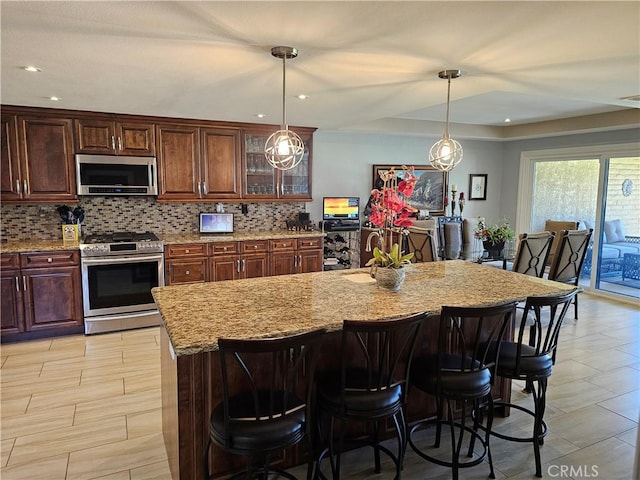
[200,127,242,200]
[1,114,77,204]
[156,124,201,201]
[157,124,242,201]
[1,114,21,201]
[75,118,155,156]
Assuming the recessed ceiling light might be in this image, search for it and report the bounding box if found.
[254,113,266,118]
[296,94,309,100]
[504,118,511,123]
[23,66,41,72]
[49,96,61,101]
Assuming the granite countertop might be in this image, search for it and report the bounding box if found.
[0,230,324,254]
[152,260,578,357]
[162,230,324,245]
[0,239,80,254]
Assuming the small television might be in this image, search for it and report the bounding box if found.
[199,213,234,234]
[323,197,360,221]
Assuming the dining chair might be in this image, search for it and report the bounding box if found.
[511,231,555,277]
[205,328,326,480]
[314,312,426,480]
[405,226,438,263]
[547,228,593,319]
[408,302,517,480]
[543,220,579,266]
[481,289,579,477]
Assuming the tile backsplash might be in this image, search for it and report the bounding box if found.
[0,197,308,241]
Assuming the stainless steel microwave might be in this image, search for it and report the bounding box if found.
[75,154,158,196]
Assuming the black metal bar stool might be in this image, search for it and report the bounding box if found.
[481,289,579,477]
[313,312,426,480]
[205,328,326,480]
[407,302,517,480]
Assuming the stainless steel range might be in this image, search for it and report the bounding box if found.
[80,231,164,334]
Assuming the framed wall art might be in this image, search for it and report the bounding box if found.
[372,165,448,216]
[469,174,488,200]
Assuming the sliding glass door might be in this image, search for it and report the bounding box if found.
[518,144,639,301]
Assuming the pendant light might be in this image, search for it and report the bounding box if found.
[429,69,463,172]
[265,46,305,170]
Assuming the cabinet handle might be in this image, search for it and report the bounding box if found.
[294,255,297,267]
[253,245,258,249]
[22,276,26,291]
[236,259,241,273]
[111,136,116,150]
[16,180,21,194]
[197,182,202,197]
[15,277,19,292]
[185,270,190,275]
[242,259,246,272]
[185,249,190,253]
[23,180,28,195]
[202,181,208,195]
[118,136,123,151]
[281,183,284,196]
[299,254,303,267]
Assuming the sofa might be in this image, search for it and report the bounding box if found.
[582,219,640,276]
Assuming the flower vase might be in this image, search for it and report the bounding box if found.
[374,266,406,291]
[483,240,505,259]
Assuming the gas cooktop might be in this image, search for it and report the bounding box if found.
[80,231,163,257]
[82,231,160,244]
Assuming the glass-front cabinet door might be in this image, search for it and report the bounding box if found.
[280,131,311,199]
[243,127,314,200]
[244,132,276,198]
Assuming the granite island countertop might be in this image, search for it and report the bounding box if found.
[152,260,578,356]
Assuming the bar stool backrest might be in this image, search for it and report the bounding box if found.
[217,328,326,448]
[548,229,593,284]
[437,302,516,392]
[512,231,555,278]
[338,313,426,411]
[513,289,579,374]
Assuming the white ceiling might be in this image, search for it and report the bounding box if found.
[2,1,639,140]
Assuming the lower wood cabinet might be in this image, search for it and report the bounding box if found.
[270,237,323,276]
[165,237,322,286]
[165,243,209,285]
[1,251,84,342]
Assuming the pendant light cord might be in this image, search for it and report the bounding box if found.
[281,54,287,130]
[444,74,451,138]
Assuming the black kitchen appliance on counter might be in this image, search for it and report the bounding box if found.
[80,231,164,334]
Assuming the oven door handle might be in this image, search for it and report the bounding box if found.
[81,254,164,266]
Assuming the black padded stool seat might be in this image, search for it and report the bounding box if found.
[205,328,326,480]
[410,354,490,399]
[481,289,579,478]
[209,392,306,453]
[314,313,426,480]
[408,302,516,480]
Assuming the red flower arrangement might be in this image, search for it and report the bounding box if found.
[367,166,418,266]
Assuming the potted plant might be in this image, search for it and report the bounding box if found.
[365,166,417,290]
[473,217,515,258]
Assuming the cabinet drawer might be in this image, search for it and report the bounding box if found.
[20,250,79,268]
[210,242,239,256]
[165,243,207,258]
[166,259,208,285]
[241,240,269,254]
[1,254,20,269]
[297,237,322,250]
[269,239,297,252]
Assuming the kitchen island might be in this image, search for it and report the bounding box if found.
[153,260,577,480]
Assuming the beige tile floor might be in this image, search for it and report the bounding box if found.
[1,294,638,479]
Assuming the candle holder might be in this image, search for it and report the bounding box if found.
[451,187,457,216]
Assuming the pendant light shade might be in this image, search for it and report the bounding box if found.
[265,46,305,170]
[429,70,463,172]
